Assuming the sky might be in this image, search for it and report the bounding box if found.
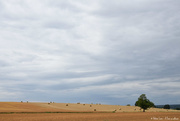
[0,0,180,105]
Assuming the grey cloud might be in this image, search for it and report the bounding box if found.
[0,60,9,67]
[0,1,3,11]
[0,0,180,105]
[45,75,120,91]
[95,0,180,18]
[47,0,81,13]
[44,21,74,29]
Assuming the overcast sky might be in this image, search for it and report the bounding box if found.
[0,0,180,105]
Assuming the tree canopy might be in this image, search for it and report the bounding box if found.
[164,104,170,109]
[135,94,154,112]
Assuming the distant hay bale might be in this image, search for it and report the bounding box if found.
[48,103,50,105]
[119,108,121,110]
[90,105,92,107]
[94,109,96,111]
[66,104,68,106]
[134,109,136,111]
[77,102,80,104]
[83,104,85,106]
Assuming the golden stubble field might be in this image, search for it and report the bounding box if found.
[0,102,179,121]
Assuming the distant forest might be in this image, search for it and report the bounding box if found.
[155,104,180,110]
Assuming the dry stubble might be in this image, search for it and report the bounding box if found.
[0,112,179,121]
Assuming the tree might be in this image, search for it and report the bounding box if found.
[135,94,155,112]
[163,104,170,109]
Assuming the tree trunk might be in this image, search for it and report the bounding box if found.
[143,109,145,112]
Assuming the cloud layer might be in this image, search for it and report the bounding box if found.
[0,0,180,105]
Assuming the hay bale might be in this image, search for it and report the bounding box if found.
[77,102,80,104]
[83,104,85,106]
[113,109,117,113]
[48,103,50,105]
[66,104,68,106]
[94,109,96,111]
[90,105,92,107]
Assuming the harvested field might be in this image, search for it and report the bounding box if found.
[0,102,69,112]
[0,112,179,121]
[0,102,179,121]
[35,102,179,112]
[1,102,179,113]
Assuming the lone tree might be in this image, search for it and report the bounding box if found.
[163,104,170,109]
[135,94,154,112]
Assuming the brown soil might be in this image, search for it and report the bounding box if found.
[0,112,179,121]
